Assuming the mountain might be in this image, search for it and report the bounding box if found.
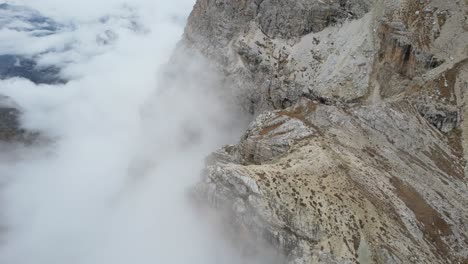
[0,1,467,262]
[179,0,468,263]
[0,3,65,84]
[0,4,65,142]
[0,3,62,35]
[0,3,133,142]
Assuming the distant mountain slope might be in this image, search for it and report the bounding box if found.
[0,3,65,84]
[0,3,62,35]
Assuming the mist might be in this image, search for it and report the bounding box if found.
[0,0,258,263]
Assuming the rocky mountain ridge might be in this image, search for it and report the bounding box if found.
[0,0,466,263]
[183,0,468,263]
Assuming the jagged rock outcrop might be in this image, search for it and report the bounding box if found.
[184,0,468,263]
[183,0,376,113]
[0,109,21,142]
[0,96,38,143]
[196,99,468,263]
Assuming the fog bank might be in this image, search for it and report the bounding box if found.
[0,1,256,263]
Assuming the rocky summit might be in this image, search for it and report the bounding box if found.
[181,0,468,263]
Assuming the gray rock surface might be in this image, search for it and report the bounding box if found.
[197,99,468,263]
[183,0,377,114]
[0,96,38,143]
[182,0,468,263]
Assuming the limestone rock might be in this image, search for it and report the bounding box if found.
[182,0,467,117]
[196,99,468,263]
[0,96,38,143]
[186,0,468,264]
[183,0,376,114]
[182,0,468,263]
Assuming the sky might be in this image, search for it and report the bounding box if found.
[0,0,259,263]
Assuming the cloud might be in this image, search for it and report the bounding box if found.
[0,1,264,264]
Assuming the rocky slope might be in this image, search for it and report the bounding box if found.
[183,0,468,263]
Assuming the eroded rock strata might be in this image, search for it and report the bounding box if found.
[184,0,468,263]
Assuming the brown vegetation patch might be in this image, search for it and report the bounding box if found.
[447,128,464,158]
[343,169,409,235]
[397,150,430,172]
[278,101,317,121]
[400,0,433,49]
[436,12,447,28]
[259,121,286,136]
[424,145,464,179]
[362,146,392,171]
[390,177,452,258]
[431,59,468,100]
[277,100,321,134]
[270,129,295,138]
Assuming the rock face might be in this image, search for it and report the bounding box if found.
[0,96,39,143]
[197,99,467,263]
[184,0,377,113]
[183,0,468,263]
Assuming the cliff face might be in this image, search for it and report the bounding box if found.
[0,96,34,143]
[183,0,468,263]
[184,0,376,112]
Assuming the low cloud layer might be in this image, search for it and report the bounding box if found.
[0,1,259,263]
